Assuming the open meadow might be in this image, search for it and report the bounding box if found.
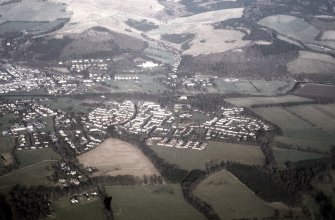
[253,106,335,153]
[47,197,106,220]
[225,95,311,107]
[193,170,303,219]
[0,161,56,193]
[258,15,320,43]
[149,142,265,171]
[273,148,327,168]
[78,138,159,177]
[287,51,335,75]
[105,184,206,220]
[17,148,60,168]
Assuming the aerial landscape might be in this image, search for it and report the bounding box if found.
[0,0,335,219]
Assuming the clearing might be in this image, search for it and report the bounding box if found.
[78,138,159,177]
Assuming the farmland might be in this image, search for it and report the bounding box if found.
[48,198,106,220]
[78,138,159,177]
[105,184,206,220]
[149,142,265,171]
[194,170,281,219]
[258,15,320,43]
[0,161,56,193]
[41,97,94,113]
[273,148,327,168]
[225,95,311,107]
[0,0,70,36]
[287,51,335,75]
[16,148,60,168]
[295,84,335,99]
[254,105,335,153]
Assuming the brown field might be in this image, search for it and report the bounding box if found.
[78,138,159,177]
[295,83,335,99]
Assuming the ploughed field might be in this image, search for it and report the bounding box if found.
[78,138,159,177]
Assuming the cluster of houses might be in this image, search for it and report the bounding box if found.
[56,161,87,187]
[203,107,271,141]
[55,113,100,154]
[162,73,216,89]
[83,100,135,135]
[61,58,111,73]
[0,100,60,150]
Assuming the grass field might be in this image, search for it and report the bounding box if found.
[17,148,60,168]
[258,15,320,42]
[287,104,335,135]
[105,184,206,220]
[149,142,265,171]
[287,51,335,75]
[0,136,15,153]
[78,138,159,177]
[42,97,92,113]
[47,198,106,220]
[0,161,56,193]
[225,95,311,107]
[253,107,335,153]
[103,74,168,94]
[273,148,327,168]
[194,170,276,219]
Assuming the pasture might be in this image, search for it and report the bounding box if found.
[105,184,206,220]
[17,148,60,168]
[0,136,15,153]
[78,138,159,177]
[0,161,56,193]
[295,84,335,99]
[149,142,265,171]
[194,170,277,219]
[273,148,327,168]
[258,15,320,42]
[288,104,335,135]
[254,106,335,153]
[287,51,335,75]
[41,97,93,113]
[225,95,311,107]
[104,74,168,94]
[49,198,106,220]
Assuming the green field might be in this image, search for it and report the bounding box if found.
[258,15,320,42]
[194,170,277,219]
[149,142,265,171]
[225,95,311,107]
[105,185,206,220]
[0,136,15,153]
[273,148,327,168]
[47,198,106,220]
[287,51,335,75]
[287,104,335,135]
[253,107,335,153]
[100,74,168,94]
[17,148,60,168]
[0,161,56,193]
[42,97,92,113]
